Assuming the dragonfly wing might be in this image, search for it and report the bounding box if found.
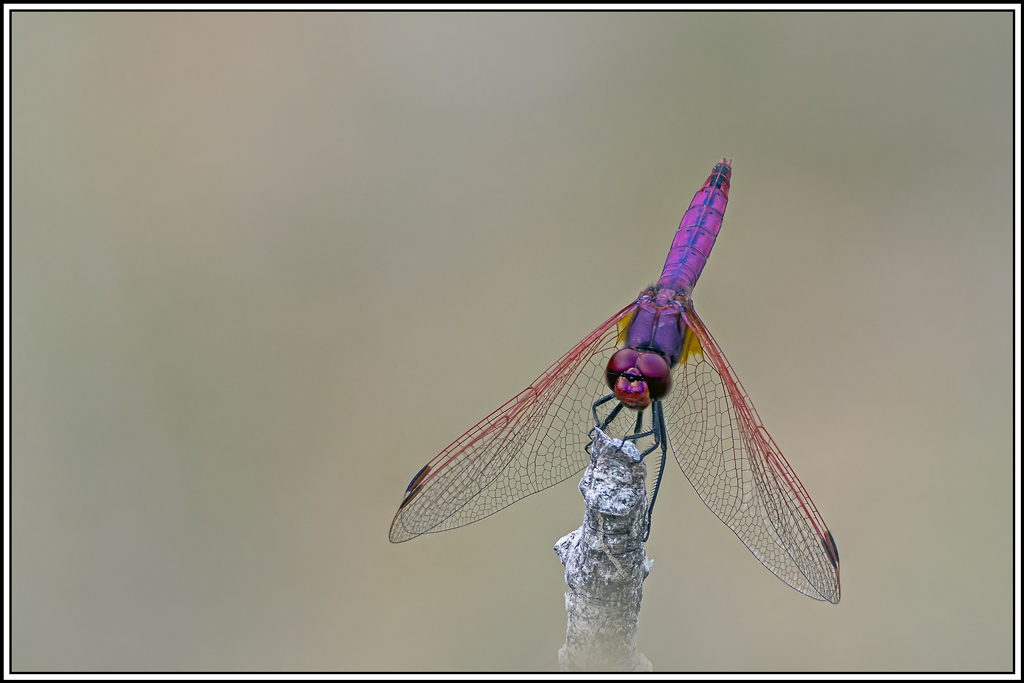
[390,301,638,543]
[662,305,841,603]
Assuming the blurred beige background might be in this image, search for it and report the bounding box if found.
[11,11,1013,672]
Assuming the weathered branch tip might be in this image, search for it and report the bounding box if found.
[554,428,653,672]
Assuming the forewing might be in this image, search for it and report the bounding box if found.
[390,302,637,542]
[663,305,841,603]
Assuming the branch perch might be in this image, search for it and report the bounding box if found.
[554,427,653,672]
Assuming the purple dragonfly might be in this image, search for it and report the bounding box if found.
[391,160,841,604]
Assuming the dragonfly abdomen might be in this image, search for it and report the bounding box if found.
[657,160,731,293]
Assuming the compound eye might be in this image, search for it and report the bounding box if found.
[605,348,640,389]
[637,352,672,399]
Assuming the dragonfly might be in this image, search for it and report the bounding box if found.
[390,160,841,604]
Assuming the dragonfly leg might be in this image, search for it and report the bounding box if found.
[601,403,625,431]
[592,393,621,430]
[642,400,668,542]
[593,394,658,459]
[620,419,658,449]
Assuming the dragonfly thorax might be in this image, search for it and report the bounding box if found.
[623,287,688,368]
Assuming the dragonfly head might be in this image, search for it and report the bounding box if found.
[605,348,672,410]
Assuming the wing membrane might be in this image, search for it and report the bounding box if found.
[664,305,841,603]
[390,302,637,542]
